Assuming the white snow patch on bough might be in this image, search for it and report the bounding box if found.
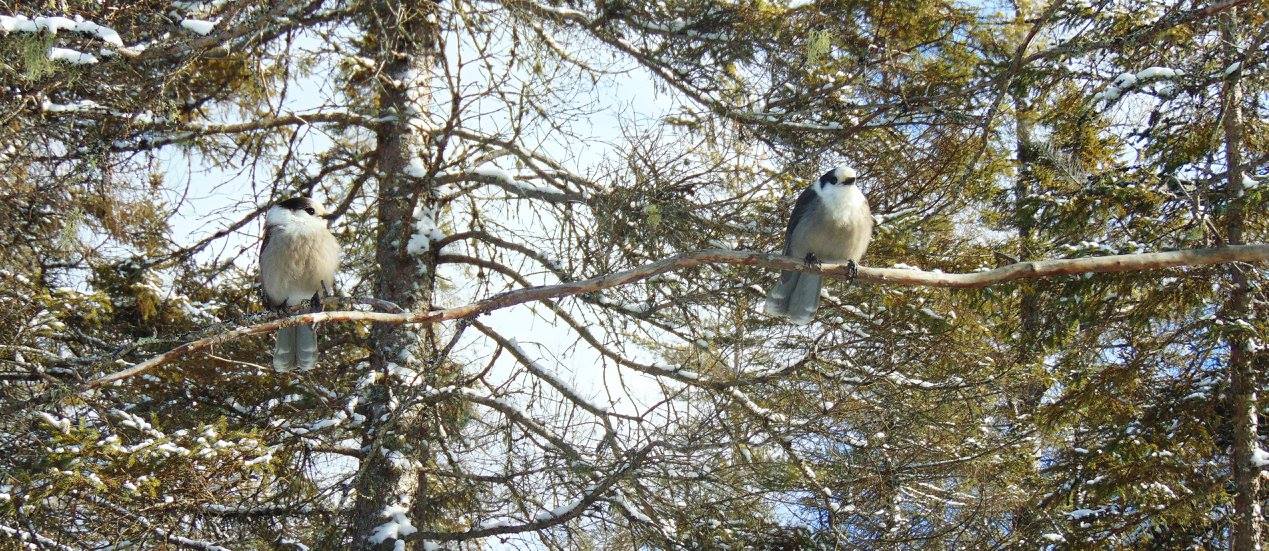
[472,166,516,185]
[404,157,429,178]
[48,47,98,65]
[535,497,584,522]
[1134,66,1181,80]
[180,19,217,36]
[1,14,127,48]
[173,0,231,15]
[368,503,417,546]
[41,98,103,113]
[406,206,444,255]
[73,19,123,47]
[0,14,76,34]
[1067,508,1100,520]
[1252,446,1269,468]
[1093,67,1183,106]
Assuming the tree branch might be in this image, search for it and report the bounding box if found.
[1021,0,1253,64]
[8,244,1266,413]
[413,442,657,541]
[0,523,80,551]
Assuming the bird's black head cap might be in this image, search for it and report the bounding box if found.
[819,166,858,187]
[276,196,325,217]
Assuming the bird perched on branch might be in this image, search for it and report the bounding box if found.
[765,167,873,325]
[259,197,340,371]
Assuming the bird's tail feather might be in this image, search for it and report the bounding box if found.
[764,270,798,316]
[273,326,298,372]
[273,324,319,372]
[294,324,318,371]
[765,270,822,324]
[786,273,822,325]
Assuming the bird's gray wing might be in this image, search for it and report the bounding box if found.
[783,186,819,256]
[259,225,277,307]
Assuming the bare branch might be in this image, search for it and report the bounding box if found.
[414,442,657,541]
[8,244,1265,413]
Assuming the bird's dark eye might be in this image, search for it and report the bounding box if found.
[305,207,316,215]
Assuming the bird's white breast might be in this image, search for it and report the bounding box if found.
[261,214,340,307]
[796,182,872,263]
[813,183,869,225]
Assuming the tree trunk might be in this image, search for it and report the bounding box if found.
[1221,11,1260,551]
[347,2,442,549]
[1012,91,1041,365]
[1010,86,1046,540]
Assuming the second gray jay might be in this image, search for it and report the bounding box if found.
[260,197,341,371]
[765,167,873,325]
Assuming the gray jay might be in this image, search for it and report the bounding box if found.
[764,167,872,325]
[259,197,340,371]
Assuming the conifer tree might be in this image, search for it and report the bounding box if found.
[0,0,1263,549]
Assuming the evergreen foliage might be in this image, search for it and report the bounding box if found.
[0,0,1263,548]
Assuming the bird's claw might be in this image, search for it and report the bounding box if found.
[846,259,858,280]
[310,292,322,313]
[805,252,821,268]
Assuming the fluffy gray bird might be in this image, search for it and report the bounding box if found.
[260,197,341,371]
[765,167,873,325]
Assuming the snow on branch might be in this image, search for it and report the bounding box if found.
[8,244,1266,411]
[179,19,217,36]
[0,523,78,551]
[725,385,839,509]
[89,496,234,551]
[1021,0,1253,64]
[35,108,379,155]
[41,108,378,133]
[0,13,139,56]
[434,169,584,204]
[48,47,98,65]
